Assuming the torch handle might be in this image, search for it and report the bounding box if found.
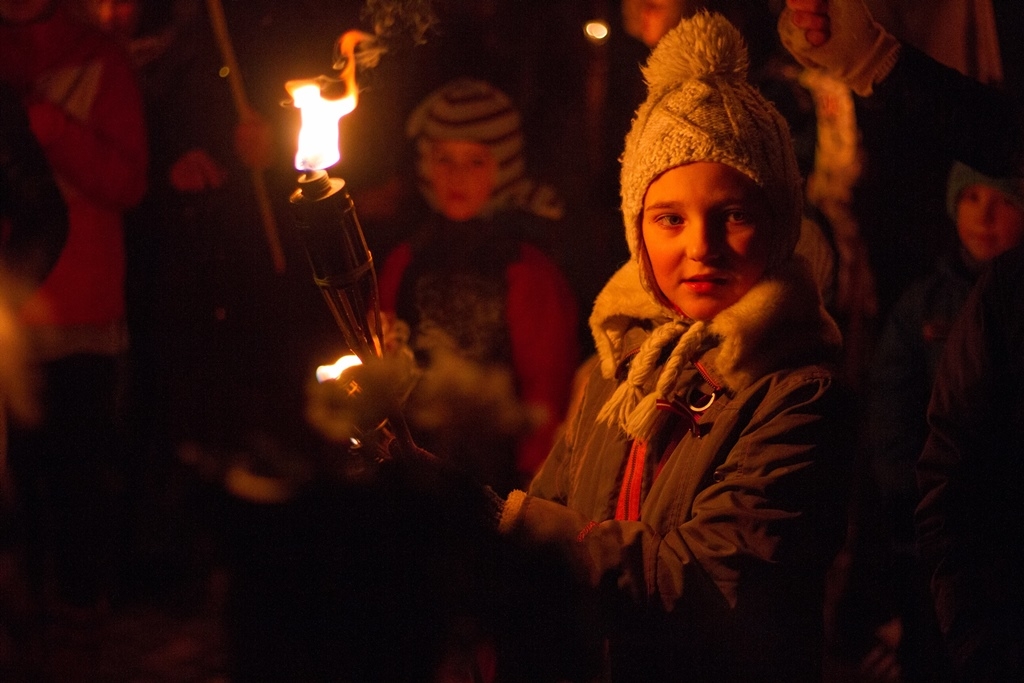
[205,0,250,116]
[205,0,287,274]
[387,409,418,457]
[250,169,287,274]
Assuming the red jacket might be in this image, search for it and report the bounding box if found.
[0,9,146,340]
[379,233,580,482]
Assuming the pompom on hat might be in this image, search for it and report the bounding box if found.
[407,78,563,220]
[620,12,803,294]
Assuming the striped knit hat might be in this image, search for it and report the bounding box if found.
[407,78,563,220]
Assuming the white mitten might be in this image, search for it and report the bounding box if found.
[498,491,604,586]
[778,0,900,96]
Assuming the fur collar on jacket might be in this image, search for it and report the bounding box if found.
[589,257,842,440]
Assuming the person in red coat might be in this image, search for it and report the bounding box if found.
[0,0,146,630]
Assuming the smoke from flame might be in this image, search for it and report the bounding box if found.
[327,0,438,72]
[287,2,439,171]
[362,0,437,50]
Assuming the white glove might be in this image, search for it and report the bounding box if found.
[778,0,900,96]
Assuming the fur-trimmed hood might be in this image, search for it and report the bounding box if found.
[593,254,839,405]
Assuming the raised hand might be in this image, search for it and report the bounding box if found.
[777,0,900,96]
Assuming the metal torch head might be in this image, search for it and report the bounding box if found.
[290,171,384,361]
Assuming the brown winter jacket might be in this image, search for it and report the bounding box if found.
[505,258,853,682]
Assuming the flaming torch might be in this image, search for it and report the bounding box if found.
[287,31,380,359]
[287,32,415,455]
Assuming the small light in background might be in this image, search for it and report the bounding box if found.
[584,19,610,45]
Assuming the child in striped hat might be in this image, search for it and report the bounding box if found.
[377,78,580,495]
[406,78,563,222]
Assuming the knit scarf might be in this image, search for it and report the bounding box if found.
[590,258,842,442]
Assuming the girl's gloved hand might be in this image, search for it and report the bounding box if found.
[778,0,900,96]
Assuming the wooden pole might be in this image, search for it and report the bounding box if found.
[205,0,287,274]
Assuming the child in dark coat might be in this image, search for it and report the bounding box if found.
[378,79,580,494]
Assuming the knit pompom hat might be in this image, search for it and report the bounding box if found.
[946,161,1024,219]
[594,13,806,442]
[407,78,563,220]
[620,12,803,298]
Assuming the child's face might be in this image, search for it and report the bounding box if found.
[623,0,690,48]
[956,184,1024,263]
[89,0,139,39]
[424,139,498,222]
[641,161,772,321]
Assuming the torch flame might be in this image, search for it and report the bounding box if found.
[316,354,363,383]
[286,30,375,172]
